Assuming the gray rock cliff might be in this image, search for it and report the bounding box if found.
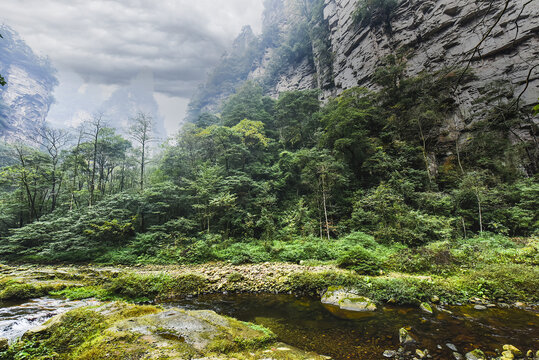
[0,25,58,143]
[189,0,538,119]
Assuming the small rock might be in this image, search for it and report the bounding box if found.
[420,302,433,314]
[486,304,496,308]
[465,349,486,360]
[416,349,426,358]
[473,305,487,311]
[399,328,416,346]
[383,350,397,358]
[437,345,443,350]
[453,353,464,360]
[502,345,521,357]
[430,295,440,303]
[525,350,533,358]
[514,301,526,308]
[501,350,514,360]
[446,343,458,352]
[0,337,8,351]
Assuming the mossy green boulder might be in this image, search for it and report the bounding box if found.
[4,301,328,360]
[502,344,522,357]
[321,286,376,312]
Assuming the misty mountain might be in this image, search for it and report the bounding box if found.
[0,25,58,142]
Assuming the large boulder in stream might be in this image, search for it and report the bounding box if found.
[321,286,376,312]
[12,301,329,359]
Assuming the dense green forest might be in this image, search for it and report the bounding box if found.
[0,54,537,268]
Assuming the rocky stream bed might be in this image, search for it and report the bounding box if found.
[0,264,538,359]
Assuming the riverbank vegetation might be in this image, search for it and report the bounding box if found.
[0,53,537,305]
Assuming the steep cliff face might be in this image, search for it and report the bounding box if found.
[0,25,58,143]
[323,0,538,112]
[189,0,538,121]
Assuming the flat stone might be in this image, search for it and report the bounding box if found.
[473,305,487,310]
[446,343,458,352]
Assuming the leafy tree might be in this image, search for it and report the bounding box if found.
[129,111,155,190]
[299,148,348,239]
[319,87,379,181]
[275,90,320,149]
[221,81,275,128]
[33,125,69,212]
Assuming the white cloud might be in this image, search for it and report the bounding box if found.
[0,0,264,134]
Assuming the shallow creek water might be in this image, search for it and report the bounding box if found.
[0,297,98,343]
[165,294,539,359]
[0,295,537,359]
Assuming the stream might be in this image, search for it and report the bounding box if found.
[0,298,98,343]
[1,294,538,359]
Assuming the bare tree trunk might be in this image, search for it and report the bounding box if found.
[321,174,330,240]
[476,193,483,234]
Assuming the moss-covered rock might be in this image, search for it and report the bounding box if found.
[321,286,376,312]
[398,327,416,346]
[6,301,328,360]
[419,302,433,314]
[502,344,522,357]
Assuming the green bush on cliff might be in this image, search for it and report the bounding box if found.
[353,0,399,29]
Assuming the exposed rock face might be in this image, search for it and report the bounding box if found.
[189,0,538,125]
[321,0,539,143]
[0,25,58,143]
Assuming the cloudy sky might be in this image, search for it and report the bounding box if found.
[0,0,264,135]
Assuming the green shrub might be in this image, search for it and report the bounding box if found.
[284,270,359,295]
[107,272,172,301]
[0,282,49,300]
[337,246,382,275]
[215,242,271,264]
[106,272,208,301]
[51,286,110,301]
[353,0,399,28]
[178,240,216,264]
